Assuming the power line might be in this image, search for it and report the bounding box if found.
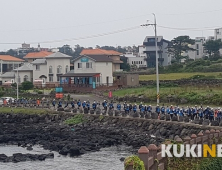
[0,26,140,45]
[156,25,221,31]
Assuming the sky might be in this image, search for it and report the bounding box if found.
[0,0,222,51]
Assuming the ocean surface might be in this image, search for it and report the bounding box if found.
[0,145,132,170]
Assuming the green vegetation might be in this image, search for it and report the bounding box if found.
[0,107,52,114]
[124,155,145,170]
[64,114,87,125]
[139,72,222,81]
[109,84,222,105]
[21,81,34,91]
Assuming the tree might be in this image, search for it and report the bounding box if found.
[120,56,130,71]
[58,45,74,56]
[168,36,195,62]
[203,39,222,57]
[21,81,34,91]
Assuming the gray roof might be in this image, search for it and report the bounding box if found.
[31,59,47,65]
[45,52,72,59]
[14,63,33,71]
[0,72,15,78]
[73,55,113,62]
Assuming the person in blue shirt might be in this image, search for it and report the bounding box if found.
[103,101,108,112]
[117,103,121,111]
[217,108,222,122]
[109,102,114,110]
[156,105,160,115]
[82,101,86,109]
[125,104,129,114]
[77,100,81,109]
[161,105,165,114]
[140,105,145,113]
[148,105,152,113]
[92,101,97,110]
[123,102,127,110]
[179,109,183,117]
[71,100,75,109]
[166,106,170,114]
[58,100,62,108]
[199,107,203,119]
[133,104,137,113]
[87,101,90,110]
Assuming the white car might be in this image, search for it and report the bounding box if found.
[1,97,15,103]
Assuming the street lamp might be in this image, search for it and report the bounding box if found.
[141,13,160,104]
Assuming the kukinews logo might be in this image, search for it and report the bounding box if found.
[161,144,222,157]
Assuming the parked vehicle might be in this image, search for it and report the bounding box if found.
[1,97,15,103]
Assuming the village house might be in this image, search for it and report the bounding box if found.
[23,51,53,63]
[80,49,123,73]
[61,55,113,88]
[0,55,24,85]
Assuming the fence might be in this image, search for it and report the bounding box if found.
[125,129,222,170]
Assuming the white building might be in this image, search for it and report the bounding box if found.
[182,37,206,60]
[1,52,71,87]
[61,55,113,86]
[143,36,171,68]
[215,28,222,40]
[138,46,147,58]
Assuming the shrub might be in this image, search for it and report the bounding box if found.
[21,81,34,91]
[64,114,87,125]
[124,155,145,170]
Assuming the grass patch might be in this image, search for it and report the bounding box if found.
[139,72,222,81]
[0,107,51,114]
[64,114,87,125]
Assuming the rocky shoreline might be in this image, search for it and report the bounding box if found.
[0,112,211,162]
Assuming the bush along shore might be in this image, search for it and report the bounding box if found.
[0,112,210,163]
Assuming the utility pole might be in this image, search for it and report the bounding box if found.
[17,65,19,100]
[141,13,160,104]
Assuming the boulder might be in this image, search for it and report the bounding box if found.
[139,112,145,118]
[84,108,89,114]
[90,110,95,115]
[108,110,113,116]
[145,113,151,119]
[151,112,158,119]
[73,108,77,113]
[184,117,190,122]
[96,110,101,115]
[165,114,171,121]
[114,110,120,117]
[132,112,139,118]
[171,116,178,121]
[178,116,184,122]
[211,120,219,126]
[64,108,71,112]
[79,109,83,114]
[202,119,210,126]
[159,114,165,120]
[102,110,107,115]
[27,146,33,151]
[57,108,64,112]
[0,154,7,162]
[121,111,127,117]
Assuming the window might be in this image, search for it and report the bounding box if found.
[49,66,52,73]
[57,76,60,82]
[132,61,133,64]
[148,38,155,42]
[36,65,40,70]
[196,44,199,49]
[49,76,53,82]
[78,63,82,68]
[197,50,199,55]
[86,62,92,68]
[57,65,62,73]
[96,77,100,83]
[24,75,28,82]
[65,65,69,73]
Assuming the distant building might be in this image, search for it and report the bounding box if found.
[23,51,53,63]
[138,45,147,58]
[143,36,171,68]
[182,37,206,60]
[215,28,222,40]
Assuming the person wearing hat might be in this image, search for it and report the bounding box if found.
[77,99,81,109]
[133,104,137,113]
[116,102,121,111]
[166,106,170,114]
[161,104,165,114]
[139,102,142,110]
[125,104,129,114]
[123,101,127,110]
[92,101,97,110]
[52,99,56,108]
[71,99,75,109]
[147,105,152,113]
[82,101,86,109]
[129,103,133,112]
[109,101,114,110]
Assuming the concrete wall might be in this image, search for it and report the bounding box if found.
[47,58,70,83]
[33,65,47,82]
[15,71,33,84]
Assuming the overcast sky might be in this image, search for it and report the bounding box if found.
[0,0,222,51]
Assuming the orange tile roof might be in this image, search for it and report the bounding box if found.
[80,49,122,56]
[0,55,24,62]
[24,51,53,58]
